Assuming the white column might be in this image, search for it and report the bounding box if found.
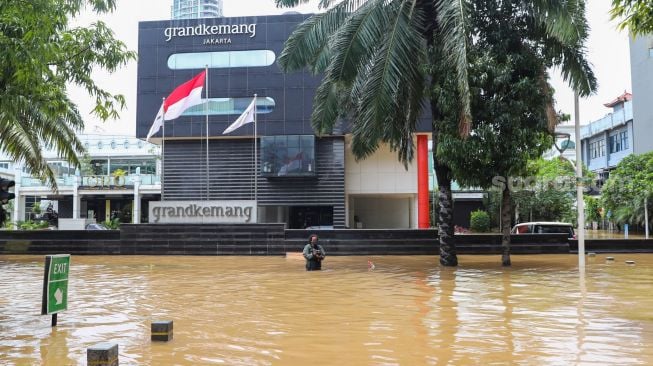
[73,175,81,219]
[133,174,141,224]
[12,165,21,225]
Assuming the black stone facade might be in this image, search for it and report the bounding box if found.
[137,14,325,139]
[137,14,354,227]
[162,137,345,227]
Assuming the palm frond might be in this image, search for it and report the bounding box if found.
[436,0,472,136]
[350,0,427,165]
[278,0,369,73]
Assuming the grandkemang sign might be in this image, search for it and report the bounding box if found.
[149,201,256,224]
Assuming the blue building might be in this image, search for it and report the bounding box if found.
[580,92,633,185]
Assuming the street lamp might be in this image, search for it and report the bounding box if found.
[574,92,586,269]
[553,132,571,157]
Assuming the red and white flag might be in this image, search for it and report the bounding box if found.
[146,71,206,141]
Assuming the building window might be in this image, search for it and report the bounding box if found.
[97,141,103,150]
[110,159,157,175]
[168,50,276,70]
[110,141,117,149]
[609,134,620,153]
[0,162,9,169]
[89,159,109,175]
[261,135,316,177]
[620,131,629,150]
[124,140,130,149]
[609,131,629,153]
[590,139,606,159]
[649,47,653,58]
[182,97,275,116]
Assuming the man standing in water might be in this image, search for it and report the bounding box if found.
[303,234,326,271]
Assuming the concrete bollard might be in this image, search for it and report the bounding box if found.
[588,252,596,257]
[151,320,173,341]
[606,257,615,261]
[87,342,118,366]
[626,260,635,265]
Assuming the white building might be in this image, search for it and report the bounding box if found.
[0,135,160,227]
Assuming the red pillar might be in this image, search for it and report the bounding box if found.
[417,135,430,229]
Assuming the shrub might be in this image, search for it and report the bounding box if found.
[470,210,491,232]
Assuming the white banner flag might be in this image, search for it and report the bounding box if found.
[223,97,256,134]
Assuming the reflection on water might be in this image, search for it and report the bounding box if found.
[1,255,652,365]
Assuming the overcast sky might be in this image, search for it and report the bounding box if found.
[71,0,632,136]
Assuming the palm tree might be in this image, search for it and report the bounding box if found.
[276,0,596,266]
[0,0,135,189]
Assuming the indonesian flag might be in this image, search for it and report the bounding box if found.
[146,71,206,141]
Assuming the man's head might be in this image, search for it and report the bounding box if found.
[309,234,318,246]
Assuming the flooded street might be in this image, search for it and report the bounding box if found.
[1,254,652,365]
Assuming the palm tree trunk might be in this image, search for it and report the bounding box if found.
[435,161,458,266]
[501,184,512,266]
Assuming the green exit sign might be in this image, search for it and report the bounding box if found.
[41,254,70,315]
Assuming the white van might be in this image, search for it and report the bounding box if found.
[511,222,576,239]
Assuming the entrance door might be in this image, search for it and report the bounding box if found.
[289,206,333,229]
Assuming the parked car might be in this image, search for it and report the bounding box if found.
[511,222,576,239]
[85,223,108,230]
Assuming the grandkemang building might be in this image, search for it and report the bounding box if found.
[137,13,482,229]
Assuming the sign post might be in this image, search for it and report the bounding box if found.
[41,254,70,327]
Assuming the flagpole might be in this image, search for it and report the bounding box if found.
[205,65,210,201]
[254,94,258,215]
[161,97,166,202]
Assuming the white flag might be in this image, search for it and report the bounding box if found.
[223,98,256,134]
[146,103,165,142]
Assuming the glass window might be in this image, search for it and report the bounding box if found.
[109,159,157,175]
[168,50,276,70]
[97,141,103,149]
[182,97,275,116]
[0,162,9,169]
[620,131,629,149]
[89,159,108,175]
[47,161,75,177]
[261,135,316,177]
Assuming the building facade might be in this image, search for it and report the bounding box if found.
[630,35,653,155]
[137,14,434,229]
[580,92,634,184]
[171,0,223,20]
[0,135,161,227]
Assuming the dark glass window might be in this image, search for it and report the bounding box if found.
[261,135,315,177]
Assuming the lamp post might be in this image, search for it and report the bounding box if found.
[574,91,586,269]
[645,194,649,239]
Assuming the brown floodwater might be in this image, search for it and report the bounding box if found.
[1,254,652,365]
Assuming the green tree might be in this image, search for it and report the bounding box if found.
[436,0,596,266]
[611,0,653,36]
[439,49,555,265]
[602,151,653,227]
[512,158,595,224]
[276,0,595,266]
[0,0,136,189]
